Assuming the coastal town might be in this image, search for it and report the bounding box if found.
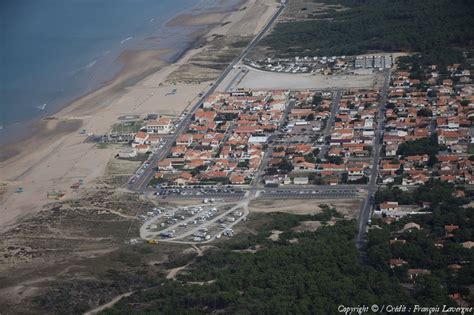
[123,62,473,191]
[102,54,474,250]
[1,0,473,312]
[129,87,378,188]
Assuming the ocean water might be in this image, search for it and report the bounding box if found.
[0,0,235,143]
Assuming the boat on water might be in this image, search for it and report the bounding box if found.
[37,103,47,110]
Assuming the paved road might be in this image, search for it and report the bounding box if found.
[158,192,246,200]
[222,68,249,92]
[153,185,364,200]
[318,90,342,159]
[280,97,297,129]
[159,190,359,200]
[143,183,366,193]
[251,97,297,188]
[127,3,286,192]
[356,70,391,248]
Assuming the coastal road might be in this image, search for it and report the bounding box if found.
[128,2,286,192]
[356,69,391,249]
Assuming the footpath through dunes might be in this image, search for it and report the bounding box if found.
[0,0,278,234]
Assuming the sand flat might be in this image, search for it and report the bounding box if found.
[237,65,383,90]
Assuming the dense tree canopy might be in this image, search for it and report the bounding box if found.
[103,216,414,314]
[263,0,473,64]
[101,195,474,314]
[396,135,442,166]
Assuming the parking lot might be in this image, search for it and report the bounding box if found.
[137,186,364,244]
[153,187,246,200]
[139,201,247,243]
[150,187,360,200]
[259,189,358,199]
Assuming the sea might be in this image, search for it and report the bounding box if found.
[0,0,240,146]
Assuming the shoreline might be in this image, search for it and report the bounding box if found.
[0,0,268,233]
[0,48,172,163]
[0,0,243,151]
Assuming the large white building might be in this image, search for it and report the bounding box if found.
[146,117,172,134]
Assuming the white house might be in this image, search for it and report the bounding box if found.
[132,131,149,147]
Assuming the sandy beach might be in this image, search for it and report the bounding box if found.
[0,0,280,232]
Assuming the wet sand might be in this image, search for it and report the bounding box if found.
[167,11,230,27]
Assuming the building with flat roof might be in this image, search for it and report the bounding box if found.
[249,136,268,144]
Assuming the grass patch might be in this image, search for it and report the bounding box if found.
[111,121,144,134]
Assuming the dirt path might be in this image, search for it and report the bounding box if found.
[166,245,212,280]
[166,264,190,280]
[84,291,135,315]
[192,245,203,256]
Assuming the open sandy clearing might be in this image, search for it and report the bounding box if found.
[268,230,283,241]
[236,66,383,90]
[292,221,322,233]
[249,198,363,219]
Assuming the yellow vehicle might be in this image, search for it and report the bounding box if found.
[147,239,158,244]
